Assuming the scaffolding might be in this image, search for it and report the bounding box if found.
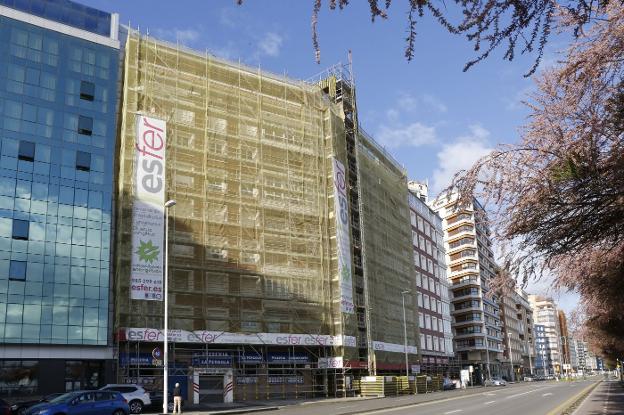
[357,129,420,370]
[114,31,349,350]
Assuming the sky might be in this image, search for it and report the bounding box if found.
[79,0,579,312]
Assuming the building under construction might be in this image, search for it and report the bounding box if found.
[113,31,420,403]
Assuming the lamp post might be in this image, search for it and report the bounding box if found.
[401,290,411,377]
[507,332,515,382]
[163,199,176,415]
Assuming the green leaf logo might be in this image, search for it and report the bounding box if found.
[136,240,160,263]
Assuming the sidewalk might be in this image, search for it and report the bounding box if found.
[160,384,499,415]
[572,380,624,414]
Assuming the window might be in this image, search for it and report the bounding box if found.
[80,81,95,101]
[76,151,91,171]
[78,115,93,135]
[18,141,35,162]
[12,219,29,240]
[9,260,27,280]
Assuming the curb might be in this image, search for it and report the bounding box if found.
[190,406,281,415]
[546,381,600,415]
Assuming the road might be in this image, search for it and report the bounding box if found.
[248,380,599,415]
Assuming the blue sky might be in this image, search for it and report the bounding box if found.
[79,0,577,311]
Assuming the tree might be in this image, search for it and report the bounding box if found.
[452,1,624,359]
[239,0,613,75]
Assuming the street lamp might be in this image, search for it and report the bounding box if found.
[163,199,176,415]
[401,290,411,377]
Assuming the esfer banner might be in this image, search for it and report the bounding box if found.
[333,158,354,313]
[130,115,167,300]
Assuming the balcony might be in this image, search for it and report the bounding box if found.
[447,224,476,238]
[452,276,480,288]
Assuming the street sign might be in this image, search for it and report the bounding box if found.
[469,365,474,373]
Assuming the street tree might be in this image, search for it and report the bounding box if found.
[239,0,613,75]
[452,1,624,358]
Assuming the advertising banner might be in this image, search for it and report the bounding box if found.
[373,340,418,354]
[333,158,354,314]
[120,328,356,348]
[130,115,167,300]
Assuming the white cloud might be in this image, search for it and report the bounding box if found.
[258,32,283,57]
[421,94,448,113]
[431,124,493,194]
[376,122,437,149]
[154,28,200,44]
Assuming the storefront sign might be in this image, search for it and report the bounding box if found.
[267,353,309,364]
[267,376,304,385]
[119,353,157,367]
[192,352,232,367]
[239,352,263,364]
[130,115,167,301]
[333,158,354,314]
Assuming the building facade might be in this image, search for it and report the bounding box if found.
[514,289,535,376]
[529,295,562,375]
[0,0,120,396]
[500,290,524,381]
[433,192,503,382]
[408,181,453,374]
[113,32,420,402]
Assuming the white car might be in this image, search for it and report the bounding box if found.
[485,377,507,386]
[100,384,151,414]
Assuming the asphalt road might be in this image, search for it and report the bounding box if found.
[250,380,599,415]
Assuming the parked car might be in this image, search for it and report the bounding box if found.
[1,399,11,415]
[100,385,151,414]
[485,377,507,386]
[24,391,128,415]
[10,394,64,415]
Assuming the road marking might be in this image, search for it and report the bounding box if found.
[543,392,553,396]
[484,392,497,396]
[505,387,551,399]
[337,405,358,409]
[444,411,463,414]
[484,400,496,405]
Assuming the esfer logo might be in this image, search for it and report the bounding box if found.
[136,116,165,195]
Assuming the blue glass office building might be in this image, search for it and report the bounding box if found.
[0,0,120,395]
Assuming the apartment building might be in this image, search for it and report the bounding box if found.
[514,289,535,376]
[408,182,453,374]
[530,295,562,375]
[500,290,525,381]
[0,0,120,396]
[432,192,503,381]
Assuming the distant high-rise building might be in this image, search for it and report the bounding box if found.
[0,0,120,396]
[433,192,503,381]
[529,295,562,375]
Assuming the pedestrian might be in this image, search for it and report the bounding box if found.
[173,383,182,414]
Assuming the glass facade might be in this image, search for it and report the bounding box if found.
[0,14,119,345]
[0,0,111,36]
